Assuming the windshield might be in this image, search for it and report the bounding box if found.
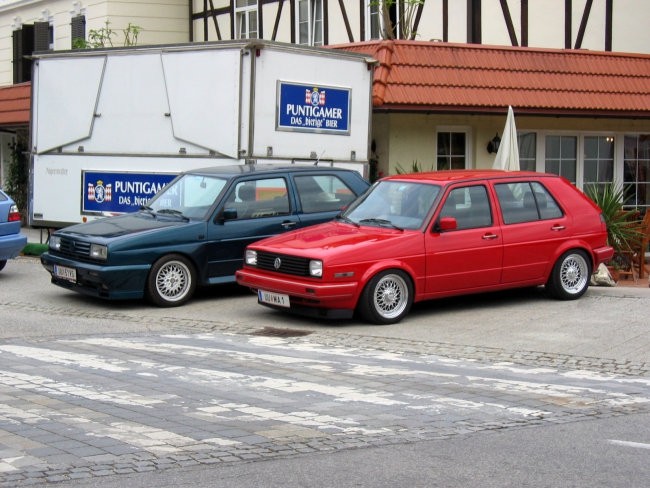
[148,174,228,220]
[343,180,440,230]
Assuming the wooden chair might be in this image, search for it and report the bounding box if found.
[634,211,650,279]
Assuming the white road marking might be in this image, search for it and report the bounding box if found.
[607,439,650,450]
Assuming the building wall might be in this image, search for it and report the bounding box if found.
[377,112,649,189]
[191,0,650,54]
[0,0,189,87]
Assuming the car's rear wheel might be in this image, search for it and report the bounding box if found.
[0,260,6,272]
[546,249,591,300]
[146,254,196,307]
[358,269,413,324]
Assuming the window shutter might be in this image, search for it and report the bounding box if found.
[34,21,51,52]
[12,25,34,83]
[71,15,86,47]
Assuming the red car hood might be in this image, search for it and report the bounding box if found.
[250,221,421,261]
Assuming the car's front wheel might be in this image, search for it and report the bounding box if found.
[546,249,591,300]
[0,260,6,272]
[357,269,413,324]
[146,254,197,307]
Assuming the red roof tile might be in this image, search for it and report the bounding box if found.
[0,82,30,126]
[333,41,650,117]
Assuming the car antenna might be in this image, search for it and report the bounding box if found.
[314,150,325,166]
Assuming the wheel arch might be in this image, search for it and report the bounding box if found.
[543,240,595,281]
[355,260,419,305]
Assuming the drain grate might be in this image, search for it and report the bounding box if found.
[251,327,313,337]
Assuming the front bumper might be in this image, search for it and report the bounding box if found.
[40,252,150,300]
[236,267,360,319]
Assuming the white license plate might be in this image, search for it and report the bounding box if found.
[54,264,77,282]
[258,289,290,308]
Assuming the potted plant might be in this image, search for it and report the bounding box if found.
[585,182,643,280]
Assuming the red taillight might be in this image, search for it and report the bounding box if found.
[8,204,21,222]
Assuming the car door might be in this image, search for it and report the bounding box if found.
[204,175,300,282]
[424,184,503,294]
[493,180,570,283]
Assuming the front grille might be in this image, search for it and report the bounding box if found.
[257,251,311,277]
[53,237,95,263]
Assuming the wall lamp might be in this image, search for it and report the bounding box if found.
[487,133,501,154]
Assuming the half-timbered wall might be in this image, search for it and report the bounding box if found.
[190,0,650,54]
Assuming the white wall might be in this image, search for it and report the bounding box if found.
[0,0,189,87]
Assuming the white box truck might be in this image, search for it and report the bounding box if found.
[29,40,374,227]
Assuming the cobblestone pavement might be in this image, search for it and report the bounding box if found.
[0,320,648,486]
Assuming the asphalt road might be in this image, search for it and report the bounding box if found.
[0,256,648,487]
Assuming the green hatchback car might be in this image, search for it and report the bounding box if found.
[41,165,369,306]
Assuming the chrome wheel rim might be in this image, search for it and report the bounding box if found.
[560,253,588,295]
[373,273,409,320]
[156,260,191,302]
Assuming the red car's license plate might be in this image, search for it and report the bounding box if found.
[258,290,289,307]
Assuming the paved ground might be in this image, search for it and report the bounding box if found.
[1,227,647,486]
[1,324,648,486]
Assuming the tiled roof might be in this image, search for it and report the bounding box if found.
[0,82,30,126]
[333,40,650,117]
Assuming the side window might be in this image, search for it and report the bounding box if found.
[224,178,289,219]
[295,175,356,213]
[439,185,492,230]
[495,181,563,224]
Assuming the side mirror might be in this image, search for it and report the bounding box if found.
[221,208,238,222]
[437,216,457,232]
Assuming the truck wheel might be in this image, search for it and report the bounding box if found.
[358,269,413,325]
[545,249,591,300]
[146,254,196,307]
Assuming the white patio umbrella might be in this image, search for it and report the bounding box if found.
[492,105,520,171]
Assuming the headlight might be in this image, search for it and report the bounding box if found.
[49,235,61,251]
[309,260,323,277]
[245,249,257,266]
[90,243,108,260]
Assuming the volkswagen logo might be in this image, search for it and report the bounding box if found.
[274,257,282,270]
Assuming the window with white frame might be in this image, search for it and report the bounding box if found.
[583,135,615,195]
[517,132,536,172]
[437,131,467,170]
[367,1,381,39]
[623,135,650,211]
[235,0,258,39]
[545,135,577,184]
[297,0,323,46]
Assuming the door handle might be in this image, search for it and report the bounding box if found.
[551,224,566,231]
[281,221,297,229]
[482,233,498,240]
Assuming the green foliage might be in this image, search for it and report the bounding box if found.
[73,20,142,49]
[395,161,432,174]
[585,182,643,253]
[5,138,28,222]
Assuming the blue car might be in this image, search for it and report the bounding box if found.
[0,189,27,272]
[41,165,369,306]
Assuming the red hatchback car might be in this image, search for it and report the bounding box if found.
[236,170,614,324]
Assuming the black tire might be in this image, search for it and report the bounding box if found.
[0,260,6,272]
[545,249,591,300]
[357,269,413,324]
[146,254,196,307]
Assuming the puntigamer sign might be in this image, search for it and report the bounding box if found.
[82,171,176,214]
[277,82,351,134]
